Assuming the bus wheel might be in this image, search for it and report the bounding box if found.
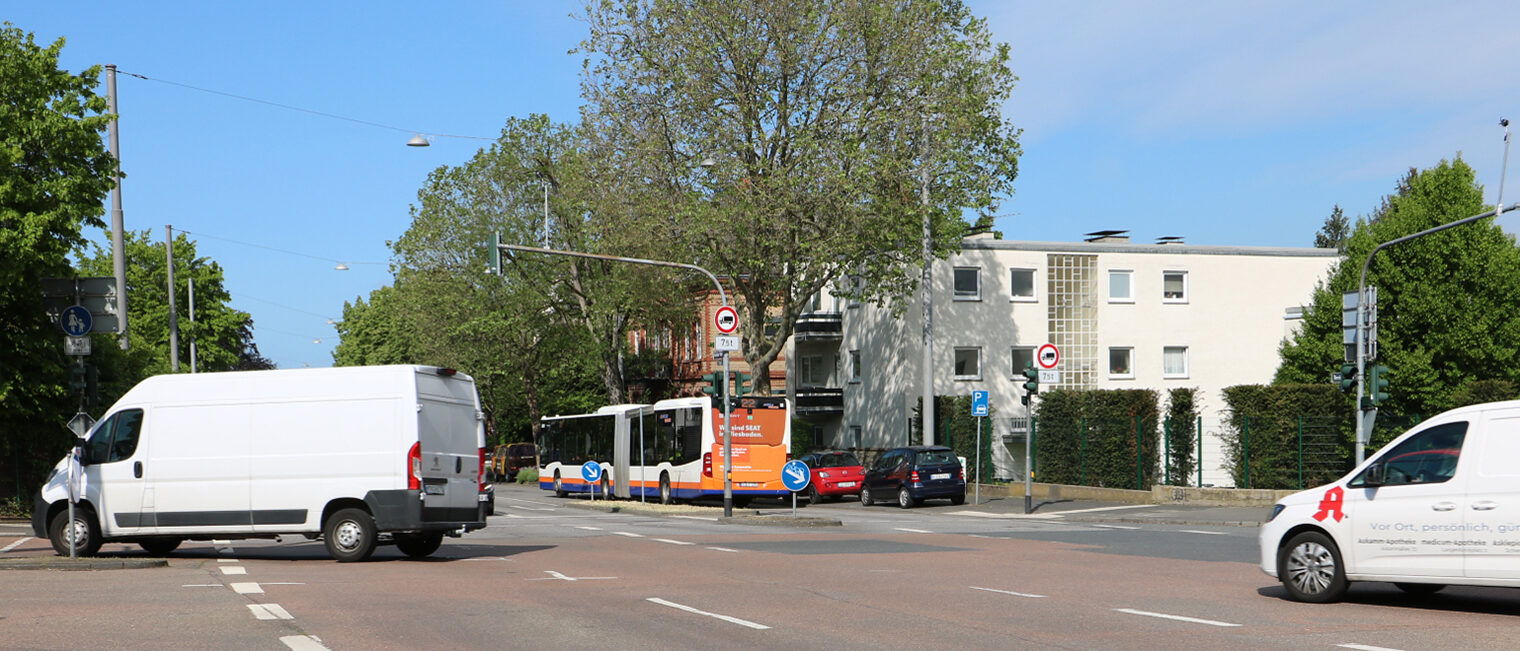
[553,472,567,498]
[659,474,674,505]
[600,476,611,500]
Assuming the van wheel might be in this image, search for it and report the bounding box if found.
[859,487,873,506]
[659,474,674,505]
[554,472,567,498]
[324,508,377,562]
[1279,531,1347,603]
[395,532,444,558]
[49,508,102,557]
[898,487,915,509]
[139,538,182,556]
[1394,582,1446,596]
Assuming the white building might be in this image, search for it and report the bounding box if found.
[786,231,1339,487]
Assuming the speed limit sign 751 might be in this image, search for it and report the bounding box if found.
[714,305,739,334]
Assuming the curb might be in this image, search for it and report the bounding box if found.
[0,557,168,571]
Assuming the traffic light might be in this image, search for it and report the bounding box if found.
[700,371,724,396]
[1337,364,1357,393]
[68,365,87,392]
[734,372,752,396]
[1368,364,1390,406]
[490,232,503,275]
[1021,361,1039,395]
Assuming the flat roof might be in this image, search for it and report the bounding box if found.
[963,239,1342,258]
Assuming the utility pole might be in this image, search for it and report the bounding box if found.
[166,225,180,372]
[105,64,129,349]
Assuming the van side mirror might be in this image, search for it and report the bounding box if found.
[1360,463,1385,487]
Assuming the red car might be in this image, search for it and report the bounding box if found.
[795,451,865,504]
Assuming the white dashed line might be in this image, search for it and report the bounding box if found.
[654,538,694,545]
[530,570,617,581]
[1338,644,1404,651]
[647,597,771,630]
[230,582,264,594]
[971,586,1047,598]
[2,537,33,553]
[280,635,329,650]
[575,526,603,531]
[673,515,719,521]
[1113,608,1240,627]
[894,527,932,534]
[217,558,240,563]
[612,531,644,538]
[1093,524,1140,530]
[221,566,248,575]
[706,546,740,553]
[1179,530,1226,536]
[248,603,294,620]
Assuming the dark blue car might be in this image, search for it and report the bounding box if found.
[860,445,966,508]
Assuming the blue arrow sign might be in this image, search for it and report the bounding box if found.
[782,459,811,491]
[61,305,93,337]
[971,390,989,417]
[581,461,602,483]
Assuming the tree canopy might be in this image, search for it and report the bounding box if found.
[1276,159,1520,415]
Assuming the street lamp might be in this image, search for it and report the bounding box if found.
[407,134,431,147]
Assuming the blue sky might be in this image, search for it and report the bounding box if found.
[13,2,1520,369]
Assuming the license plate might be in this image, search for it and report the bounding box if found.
[424,484,446,495]
[739,482,761,488]
[837,481,856,488]
[931,473,950,480]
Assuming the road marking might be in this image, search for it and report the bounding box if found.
[221,566,248,575]
[949,511,1060,520]
[1093,524,1140,530]
[654,538,695,545]
[218,558,241,563]
[706,546,740,553]
[575,526,603,531]
[280,635,329,650]
[1179,530,1226,536]
[971,586,1047,598]
[1,537,32,553]
[1113,608,1240,627]
[647,597,771,630]
[461,557,517,562]
[613,531,644,538]
[230,582,264,594]
[248,603,294,620]
[673,515,719,522]
[531,570,617,581]
[894,527,932,534]
[1338,645,1404,651]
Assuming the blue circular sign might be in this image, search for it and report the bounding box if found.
[61,306,93,337]
[581,461,603,483]
[782,459,811,492]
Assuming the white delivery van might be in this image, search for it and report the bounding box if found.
[1260,400,1520,602]
[33,365,489,562]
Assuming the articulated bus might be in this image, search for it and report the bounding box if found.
[537,396,792,504]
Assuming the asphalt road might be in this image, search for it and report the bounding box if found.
[3,484,1518,650]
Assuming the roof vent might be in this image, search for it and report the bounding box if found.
[1083,230,1130,243]
[1156,236,1185,245]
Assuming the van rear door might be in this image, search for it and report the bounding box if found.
[415,370,484,522]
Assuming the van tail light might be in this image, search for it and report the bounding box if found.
[408,442,422,491]
[478,447,488,492]
[703,452,713,478]
[910,470,921,483]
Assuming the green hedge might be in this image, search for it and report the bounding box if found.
[1220,384,1350,489]
[1163,388,1198,486]
[1033,389,1160,490]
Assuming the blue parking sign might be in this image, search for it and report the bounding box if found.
[971,390,989,417]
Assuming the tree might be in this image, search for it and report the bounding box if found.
[578,0,1021,394]
[1314,204,1351,252]
[0,23,116,500]
[1276,159,1520,415]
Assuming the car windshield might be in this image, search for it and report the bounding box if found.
[818,453,860,468]
[917,450,957,466]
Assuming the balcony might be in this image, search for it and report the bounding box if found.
[794,312,842,342]
[793,386,843,415]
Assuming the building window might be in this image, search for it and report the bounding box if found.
[1163,346,1189,378]
[1163,271,1188,303]
[849,350,861,382]
[953,267,981,300]
[1010,346,1035,377]
[799,355,830,386]
[1108,347,1134,379]
[954,347,981,380]
[849,425,863,449]
[1108,269,1133,303]
[1009,268,1036,302]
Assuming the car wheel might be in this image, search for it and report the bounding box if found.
[898,487,915,509]
[1393,582,1446,596]
[806,485,821,505]
[950,494,966,506]
[395,532,444,558]
[49,508,102,557]
[1278,531,1347,603]
[324,508,378,563]
[859,486,873,506]
[554,471,567,498]
[660,474,674,505]
[138,538,182,556]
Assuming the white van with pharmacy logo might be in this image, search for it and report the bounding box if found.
[1260,400,1520,602]
[33,365,489,562]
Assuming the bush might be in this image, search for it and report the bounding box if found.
[1221,384,1350,489]
[1163,388,1198,486]
[516,468,539,484]
[1033,389,1159,490]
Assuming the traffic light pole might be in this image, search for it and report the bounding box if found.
[1353,202,1519,464]
[492,240,739,517]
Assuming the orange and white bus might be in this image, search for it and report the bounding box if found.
[537,396,792,504]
